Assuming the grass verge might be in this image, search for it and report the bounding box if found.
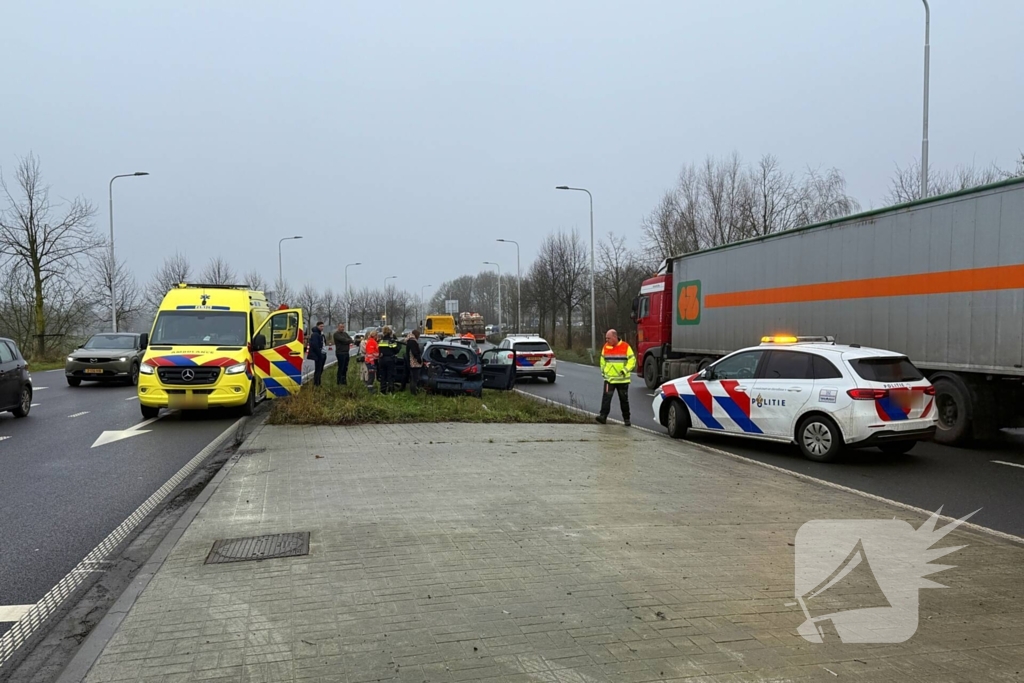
[269,365,589,426]
[552,347,598,366]
[28,360,65,372]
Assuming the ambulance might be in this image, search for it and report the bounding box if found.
[137,283,304,418]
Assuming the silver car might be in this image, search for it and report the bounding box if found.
[65,332,147,387]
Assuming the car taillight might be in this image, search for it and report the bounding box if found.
[461,364,479,375]
[847,388,888,400]
[923,385,936,396]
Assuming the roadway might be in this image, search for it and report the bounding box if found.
[0,346,332,641]
[514,358,1024,538]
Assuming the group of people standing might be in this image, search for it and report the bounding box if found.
[305,322,424,394]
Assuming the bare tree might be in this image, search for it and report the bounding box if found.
[321,289,340,327]
[295,284,322,324]
[243,269,267,292]
[597,232,653,341]
[145,252,192,310]
[200,256,237,285]
[90,251,142,331]
[270,277,294,309]
[0,154,99,357]
[550,229,589,349]
[887,159,1006,204]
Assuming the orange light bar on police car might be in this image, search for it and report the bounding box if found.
[761,335,798,344]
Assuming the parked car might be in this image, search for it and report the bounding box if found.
[422,343,516,398]
[0,337,32,418]
[449,335,480,354]
[66,332,148,387]
[653,336,938,463]
[497,335,557,383]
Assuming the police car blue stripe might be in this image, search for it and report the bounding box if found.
[714,396,764,434]
[681,394,724,430]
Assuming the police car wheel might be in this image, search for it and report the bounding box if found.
[797,415,843,462]
[666,400,689,439]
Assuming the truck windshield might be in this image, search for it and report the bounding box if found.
[151,311,248,346]
[849,357,924,383]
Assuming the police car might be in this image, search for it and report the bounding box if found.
[652,336,937,462]
[496,335,557,383]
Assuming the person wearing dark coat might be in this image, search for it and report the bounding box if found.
[333,323,353,385]
[307,321,327,387]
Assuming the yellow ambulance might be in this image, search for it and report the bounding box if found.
[137,283,304,418]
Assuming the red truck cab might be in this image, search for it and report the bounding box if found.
[632,262,674,388]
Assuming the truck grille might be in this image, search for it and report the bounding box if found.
[157,367,221,385]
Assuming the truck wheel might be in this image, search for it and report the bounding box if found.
[666,400,689,439]
[141,404,160,419]
[879,441,916,455]
[643,356,658,390]
[933,378,971,445]
[797,415,843,462]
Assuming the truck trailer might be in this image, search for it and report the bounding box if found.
[633,177,1024,445]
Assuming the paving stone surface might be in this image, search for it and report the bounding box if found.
[83,423,1024,682]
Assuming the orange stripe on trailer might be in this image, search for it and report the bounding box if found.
[704,263,1024,309]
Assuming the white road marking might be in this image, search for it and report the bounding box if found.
[124,396,138,401]
[43,369,63,373]
[992,460,1024,470]
[0,605,34,623]
[557,374,565,377]
[33,387,48,390]
[91,415,161,448]
[31,403,40,407]
[0,436,10,442]
[68,411,89,418]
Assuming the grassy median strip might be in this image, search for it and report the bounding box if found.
[269,365,589,426]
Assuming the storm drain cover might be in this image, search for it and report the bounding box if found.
[205,532,309,564]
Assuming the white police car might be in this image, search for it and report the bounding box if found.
[496,335,557,383]
[652,336,937,462]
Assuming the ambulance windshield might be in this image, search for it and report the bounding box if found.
[151,311,248,346]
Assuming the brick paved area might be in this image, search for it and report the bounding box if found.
[83,423,1024,682]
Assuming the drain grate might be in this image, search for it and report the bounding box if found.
[205,532,309,564]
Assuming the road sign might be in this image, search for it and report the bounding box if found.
[445,299,459,314]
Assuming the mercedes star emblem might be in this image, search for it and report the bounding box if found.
[181,369,195,381]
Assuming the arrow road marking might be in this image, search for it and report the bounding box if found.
[0,605,34,623]
[68,411,89,418]
[91,416,162,448]
[0,436,10,443]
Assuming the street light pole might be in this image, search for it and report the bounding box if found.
[484,261,501,336]
[383,275,397,326]
[420,285,432,327]
[277,236,303,293]
[497,239,521,333]
[556,186,595,356]
[108,172,149,332]
[920,0,931,198]
[344,262,361,329]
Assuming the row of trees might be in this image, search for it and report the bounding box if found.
[3,150,1020,359]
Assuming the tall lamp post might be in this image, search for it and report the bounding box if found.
[108,172,149,332]
[496,239,520,333]
[278,236,303,293]
[920,0,931,198]
[556,186,595,355]
[344,262,361,329]
[483,261,501,336]
[420,284,432,326]
[383,275,397,326]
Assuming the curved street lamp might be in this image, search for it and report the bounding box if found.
[108,172,149,332]
[497,239,521,333]
[556,186,595,355]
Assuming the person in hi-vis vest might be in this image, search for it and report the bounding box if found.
[597,329,635,426]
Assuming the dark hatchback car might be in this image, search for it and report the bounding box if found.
[422,343,515,398]
[0,337,32,418]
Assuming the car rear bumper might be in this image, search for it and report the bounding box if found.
[850,425,937,447]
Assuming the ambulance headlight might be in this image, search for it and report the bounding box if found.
[140,364,155,375]
[225,362,248,375]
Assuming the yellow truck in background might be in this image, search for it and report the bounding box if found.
[423,314,456,338]
[138,283,305,418]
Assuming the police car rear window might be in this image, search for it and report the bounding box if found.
[514,342,550,353]
[850,357,923,382]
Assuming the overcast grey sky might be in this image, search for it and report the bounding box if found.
[3,1,1021,296]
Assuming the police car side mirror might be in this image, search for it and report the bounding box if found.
[253,333,267,352]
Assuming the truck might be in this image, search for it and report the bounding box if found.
[458,312,486,342]
[633,177,1024,445]
[423,314,456,339]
